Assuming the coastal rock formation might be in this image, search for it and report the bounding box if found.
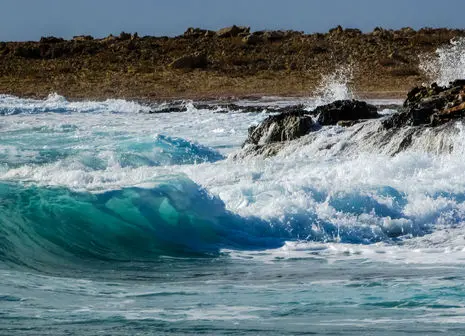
[240,100,380,157]
[1,26,465,99]
[72,35,94,41]
[217,25,250,38]
[184,27,215,38]
[40,36,64,44]
[383,80,465,129]
[313,100,379,125]
[245,107,314,146]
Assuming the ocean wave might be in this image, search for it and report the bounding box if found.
[0,133,224,172]
[0,175,456,271]
[0,93,152,115]
[0,178,284,270]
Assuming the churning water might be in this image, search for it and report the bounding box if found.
[1,40,465,335]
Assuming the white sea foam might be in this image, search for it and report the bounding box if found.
[2,93,465,261]
[0,93,153,115]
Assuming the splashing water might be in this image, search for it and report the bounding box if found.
[420,37,465,86]
[2,94,465,335]
[314,65,355,106]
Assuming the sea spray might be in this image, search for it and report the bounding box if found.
[313,65,355,106]
[420,37,465,85]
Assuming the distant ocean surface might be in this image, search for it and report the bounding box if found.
[2,40,465,335]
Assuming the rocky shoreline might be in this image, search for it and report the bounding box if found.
[0,26,464,100]
[237,80,465,158]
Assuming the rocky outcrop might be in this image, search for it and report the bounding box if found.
[383,80,465,129]
[245,107,314,147]
[312,100,379,125]
[184,27,215,38]
[169,52,208,69]
[72,35,94,42]
[2,26,465,99]
[217,25,250,38]
[39,36,64,44]
[239,100,380,157]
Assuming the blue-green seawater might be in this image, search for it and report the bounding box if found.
[1,94,465,335]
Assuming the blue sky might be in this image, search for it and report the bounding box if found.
[2,0,465,41]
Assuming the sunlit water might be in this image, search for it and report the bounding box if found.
[1,90,465,335]
[4,37,465,334]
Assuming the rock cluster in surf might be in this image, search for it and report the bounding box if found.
[383,80,465,129]
[239,81,465,157]
[240,100,379,157]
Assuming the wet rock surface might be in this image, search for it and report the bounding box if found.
[383,80,465,129]
[239,100,381,157]
[245,107,314,146]
[312,100,379,125]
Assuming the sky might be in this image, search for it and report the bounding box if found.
[2,0,465,41]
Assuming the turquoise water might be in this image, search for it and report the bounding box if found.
[1,94,465,335]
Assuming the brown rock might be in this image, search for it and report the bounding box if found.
[73,35,94,42]
[242,34,263,45]
[217,25,250,38]
[184,27,215,38]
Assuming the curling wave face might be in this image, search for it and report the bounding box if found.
[1,93,465,271]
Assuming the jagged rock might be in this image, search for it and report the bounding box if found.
[239,100,380,157]
[73,35,94,41]
[244,107,314,146]
[329,25,344,35]
[169,52,208,69]
[40,36,64,44]
[384,80,465,129]
[184,27,215,38]
[217,25,250,38]
[312,100,379,125]
[119,32,132,41]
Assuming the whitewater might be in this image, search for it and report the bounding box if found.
[2,42,465,335]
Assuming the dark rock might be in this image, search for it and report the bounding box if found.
[40,36,64,44]
[119,32,132,41]
[217,25,250,38]
[242,34,263,45]
[329,25,344,35]
[384,80,465,129]
[184,27,215,38]
[169,52,208,69]
[312,100,379,125]
[337,120,359,127]
[244,107,314,146]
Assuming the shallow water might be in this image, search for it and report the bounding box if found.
[1,94,465,335]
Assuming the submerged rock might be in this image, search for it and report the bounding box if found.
[383,80,465,129]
